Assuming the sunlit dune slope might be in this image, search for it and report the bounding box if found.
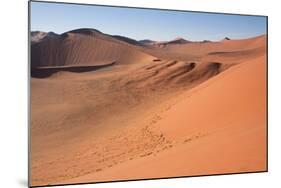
[66,55,266,183]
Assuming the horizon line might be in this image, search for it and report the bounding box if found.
[30,27,267,43]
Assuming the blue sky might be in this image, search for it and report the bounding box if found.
[30,1,267,41]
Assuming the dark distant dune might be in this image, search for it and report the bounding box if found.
[160,37,191,45]
[31,31,60,44]
[112,35,145,46]
[139,39,156,45]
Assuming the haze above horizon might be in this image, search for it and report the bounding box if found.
[31,1,266,41]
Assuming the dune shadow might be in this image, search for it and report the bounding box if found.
[31,61,117,78]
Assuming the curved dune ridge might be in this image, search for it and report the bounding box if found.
[119,60,234,90]
[30,28,267,187]
[31,28,155,67]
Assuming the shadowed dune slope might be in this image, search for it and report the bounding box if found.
[31,62,117,78]
[118,60,234,91]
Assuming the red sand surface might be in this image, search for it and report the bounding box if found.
[30,29,267,186]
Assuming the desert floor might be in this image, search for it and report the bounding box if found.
[30,30,267,186]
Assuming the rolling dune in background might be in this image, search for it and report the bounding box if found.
[30,29,267,186]
[31,28,155,67]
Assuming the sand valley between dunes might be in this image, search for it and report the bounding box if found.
[30,29,267,186]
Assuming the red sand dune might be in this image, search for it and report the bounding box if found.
[142,35,266,61]
[30,30,267,186]
[64,54,266,183]
[31,28,155,67]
